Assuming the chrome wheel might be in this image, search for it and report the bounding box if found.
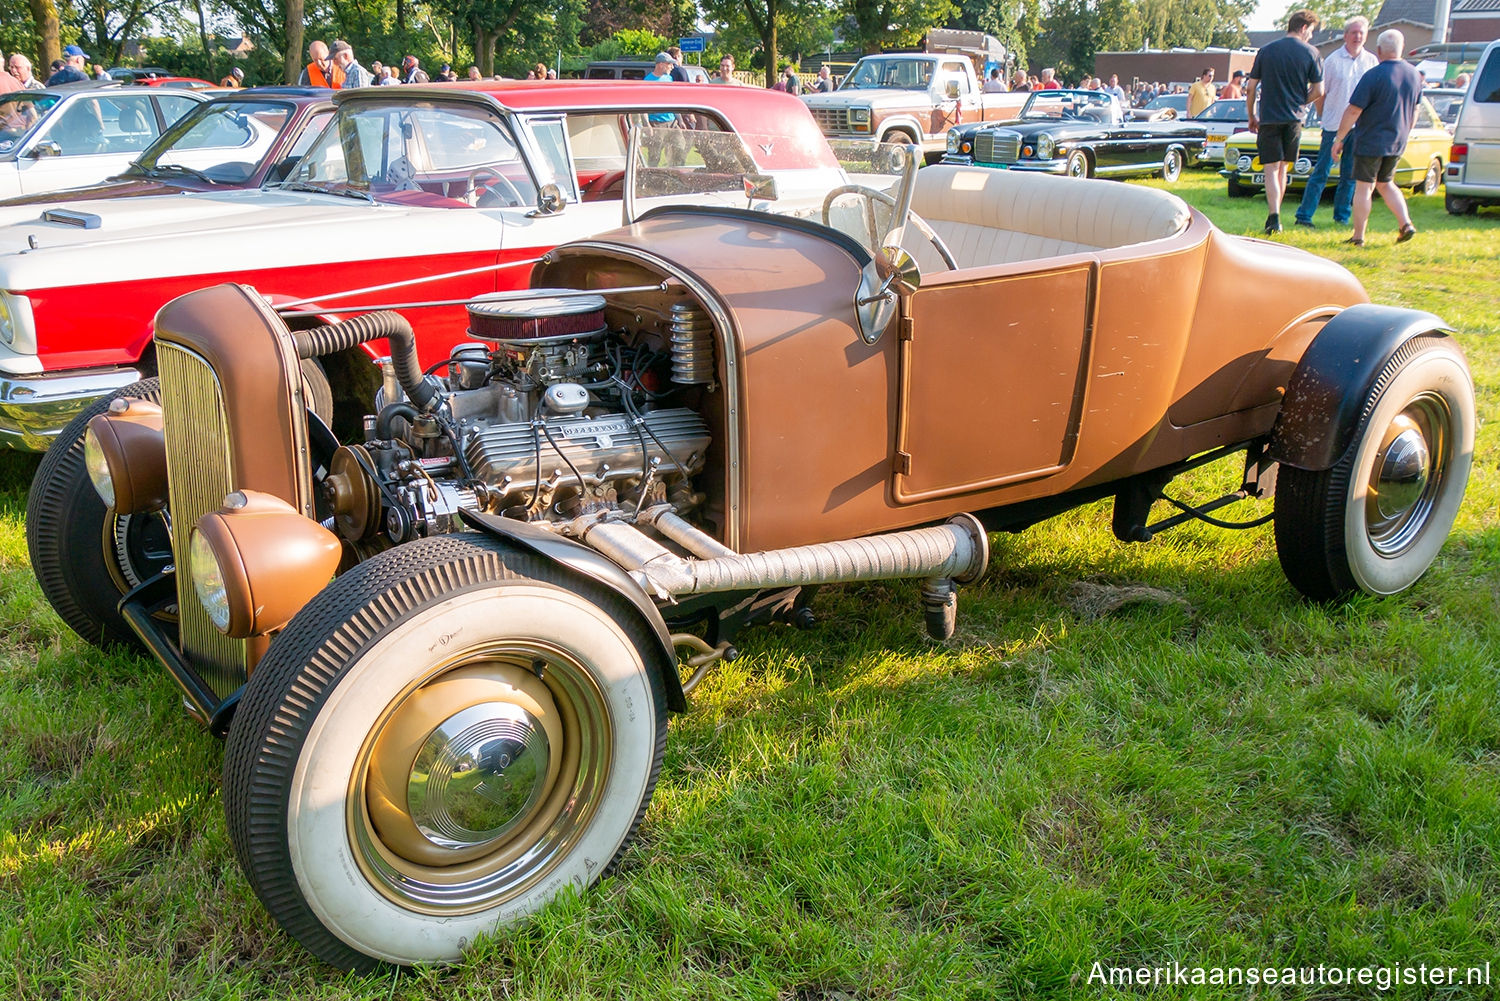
[352,643,612,913]
[1421,158,1442,196]
[1066,151,1089,178]
[1364,399,1447,556]
[1162,147,1184,183]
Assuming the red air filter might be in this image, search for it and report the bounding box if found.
[467,289,607,343]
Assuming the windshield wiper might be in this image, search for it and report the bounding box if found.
[278,179,374,202]
[142,162,215,183]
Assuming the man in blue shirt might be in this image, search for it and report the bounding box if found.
[1245,10,1324,234]
[45,45,90,86]
[643,53,680,166]
[1294,16,1377,228]
[1332,28,1422,245]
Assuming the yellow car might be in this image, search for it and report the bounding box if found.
[1220,97,1448,198]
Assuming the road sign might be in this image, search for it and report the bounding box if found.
[679,36,705,53]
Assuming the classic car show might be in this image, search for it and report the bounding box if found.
[0,4,1496,995]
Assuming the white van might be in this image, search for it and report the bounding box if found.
[1446,38,1500,213]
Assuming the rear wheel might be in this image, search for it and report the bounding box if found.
[26,378,173,650]
[1274,336,1474,600]
[1445,192,1476,215]
[1161,146,1185,183]
[223,535,669,969]
[1417,157,1442,196]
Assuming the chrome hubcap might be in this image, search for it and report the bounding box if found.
[352,646,611,913]
[408,702,551,851]
[1365,396,1449,556]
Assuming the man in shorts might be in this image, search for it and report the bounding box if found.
[1332,29,1422,245]
[1245,10,1324,234]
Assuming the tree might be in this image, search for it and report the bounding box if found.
[698,0,836,86]
[951,0,1039,75]
[1278,0,1382,30]
[26,0,62,68]
[218,0,306,82]
[73,0,187,65]
[841,0,959,55]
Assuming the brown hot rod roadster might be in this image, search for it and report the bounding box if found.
[27,133,1475,968]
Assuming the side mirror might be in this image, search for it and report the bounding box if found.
[743,172,778,203]
[854,244,921,345]
[26,140,62,159]
[946,81,960,99]
[531,181,567,216]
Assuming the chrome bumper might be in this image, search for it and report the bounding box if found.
[0,366,143,451]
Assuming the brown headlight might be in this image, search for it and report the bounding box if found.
[84,399,166,514]
[188,490,341,639]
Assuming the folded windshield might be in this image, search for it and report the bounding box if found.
[625,126,919,257]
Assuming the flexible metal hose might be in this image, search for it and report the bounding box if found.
[290,310,438,410]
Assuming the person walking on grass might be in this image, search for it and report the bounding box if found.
[1332,29,1422,246]
[1245,9,1324,234]
[1294,16,1376,229]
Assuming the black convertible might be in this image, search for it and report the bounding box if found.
[941,89,1207,182]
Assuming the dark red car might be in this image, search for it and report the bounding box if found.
[0,87,334,206]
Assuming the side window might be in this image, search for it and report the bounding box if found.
[1474,52,1500,103]
[154,94,199,128]
[45,98,109,155]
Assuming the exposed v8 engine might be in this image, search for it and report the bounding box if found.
[323,290,713,546]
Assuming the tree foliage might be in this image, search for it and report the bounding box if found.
[841,0,959,55]
[697,0,836,85]
[1278,0,1383,31]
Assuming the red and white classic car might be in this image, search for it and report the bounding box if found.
[0,81,830,450]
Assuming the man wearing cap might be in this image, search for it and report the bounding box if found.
[402,56,429,84]
[643,54,680,165]
[46,45,91,86]
[331,40,372,88]
[299,40,343,88]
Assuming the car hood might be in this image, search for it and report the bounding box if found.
[0,178,193,207]
[975,119,1100,139]
[0,187,505,291]
[803,89,930,111]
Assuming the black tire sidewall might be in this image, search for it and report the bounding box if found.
[223,534,668,969]
[25,378,165,649]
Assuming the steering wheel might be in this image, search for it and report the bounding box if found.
[466,167,523,207]
[821,184,958,271]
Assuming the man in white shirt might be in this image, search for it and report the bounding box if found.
[1295,16,1378,227]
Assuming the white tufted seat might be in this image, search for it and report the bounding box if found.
[902,164,1192,273]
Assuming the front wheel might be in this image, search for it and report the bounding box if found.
[26,377,173,650]
[223,535,669,969]
[1065,150,1090,178]
[1274,336,1475,601]
[1161,146,1185,183]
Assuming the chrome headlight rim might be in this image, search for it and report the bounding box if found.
[849,107,871,124]
[1037,133,1056,160]
[947,130,960,153]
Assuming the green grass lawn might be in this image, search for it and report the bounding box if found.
[1,172,1497,1000]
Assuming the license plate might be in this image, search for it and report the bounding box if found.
[1209,131,1230,142]
[1251,172,1265,184]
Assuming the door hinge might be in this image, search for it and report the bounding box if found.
[899,316,915,341]
[895,451,913,475]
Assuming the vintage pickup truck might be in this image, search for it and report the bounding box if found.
[801,52,1025,155]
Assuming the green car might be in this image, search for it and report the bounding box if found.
[1220,97,1448,198]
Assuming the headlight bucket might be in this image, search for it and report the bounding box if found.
[1037,134,1055,159]
[0,291,35,351]
[84,399,167,514]
[850,107,871,124]
[189,489,341,639]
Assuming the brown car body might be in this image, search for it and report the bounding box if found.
[32,154,1475,971]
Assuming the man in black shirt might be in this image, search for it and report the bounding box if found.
[1245,10,1324,234]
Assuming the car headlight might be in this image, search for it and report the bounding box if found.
[83,426,115,508]
[189,489,341,638]
[850,107,870,124]
[189,527,231,632]
[83,399,166,513]
[947,131,960,152]
[1037,133,1055,159]
[0,291,34,350]
[1237,154,1252,170]
[1295,156,1312,174]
